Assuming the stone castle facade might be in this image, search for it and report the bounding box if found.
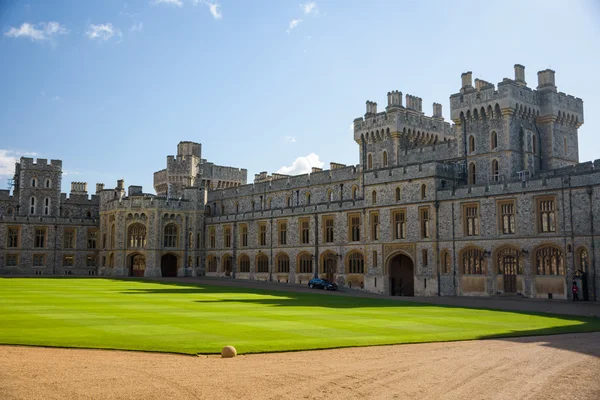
[1,65,598,301]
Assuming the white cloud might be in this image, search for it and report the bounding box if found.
[130,22,143,32]
[301,2,318,15]
[192,0,222,19]
[349,123,354,131]
[206,2,222,19]
[287,19,302,33]
[0,150,38,177]
[63,170,81,176]
[86,23,122,41]
[277,153,324,176]
[152,0,183,6]
[283,136,297,143]
[4,22,68,42]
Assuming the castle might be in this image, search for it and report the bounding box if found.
[1,65,598,301]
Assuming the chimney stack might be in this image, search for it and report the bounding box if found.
[537,69,556,92]
[514,64,526,86]
[461,71,473,89]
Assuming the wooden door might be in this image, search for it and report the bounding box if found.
[502,256,517,293]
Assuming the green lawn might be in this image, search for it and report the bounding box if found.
[0,278,598,355]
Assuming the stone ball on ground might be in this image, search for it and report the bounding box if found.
[221,346,237,358]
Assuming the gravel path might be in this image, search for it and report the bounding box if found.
[1,332,599,400]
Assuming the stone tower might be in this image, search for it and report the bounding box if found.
[12,157,62,217]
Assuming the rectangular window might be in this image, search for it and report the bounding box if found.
[300,219,310,244]
[33,254,45,267]
[86,255,96,267]
[499,201,516,234]
[87,229,98,249]
[392,209,406,239]
[6,254,18,267]
[538,198,556,233]
[7,227,19,248]
[209,227,216,249]
[463,204,480,237]
[422,249,428,267]
[278,221,287,245]
[196,232,201,249]
[349,214,361,242]
[64,228,76,249]
[373,250,378,268]
[224,226,232,248]
[323,216,334,243]
[34,227,47,248]
[63,255,74,267]
[370,212,379,241]
[420,208,430,239]
[240,224,248,247]
[259,223,267,246]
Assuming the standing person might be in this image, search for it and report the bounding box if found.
[572,281,579,301]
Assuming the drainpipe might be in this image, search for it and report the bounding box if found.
[434,199,440,296]
[568,177,575,282]
[560,175,569,297]
[451,202,457,295]
[313,213,319,279]
[269,217,273,282]
[588,187,597,301]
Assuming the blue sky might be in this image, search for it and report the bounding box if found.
[1,0,599,194]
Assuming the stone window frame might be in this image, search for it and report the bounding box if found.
[497,199,516,235]
[367,153,373,169]
[44,197,51,215]
[459,246,486,275]
[391,208,407,240]
[45,178,52,188]
[258,222,267,246]
[299,218,310,244]
[468,162,476,185]
[238,253,250,273]
[208,226,216,249]
[382,151,388,167]
[34,227,47,248]
[534,245,564,276]
[297,252,313,274]
[395,187,401,202]
[322,215,334,244]
[277,220,287,246]
[346,251,365,274]
[419,206,430,239]
[491,159,499,182]
[87,228,98,249]
[420,184,427,199]
[495,246,522,275]
[256,253,269,273]
[347,213,361,242]
[490,131,498,150]
[371,190,377,205]
[206,255,217,272]
[370,211,379,241]
[276,252,290,273]
[31,177,37,188]
[239,224,248,247]
[372,250,378,268]
[7,226,20,248]
[440,249,451,274]
[86,254,97,267]
[29,196,36,215]
[351,185,359,201]
[305,192,311,206]
[535,195,557,234]
[128,223,147,249]
[33,254,46,267]
[421,249,428,267]
[223,225,232,248]
[468,135,475,153]
[576,247,589,273]
[6,253,18,267]
[63,254,74,267]
[462,202,480,237]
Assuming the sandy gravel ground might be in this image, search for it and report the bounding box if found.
[1,332,599,400]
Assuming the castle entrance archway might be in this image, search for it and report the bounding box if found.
[388,254,414,296]
[322,252,337,282]
[130,254,146,277]
[161,254,178,277]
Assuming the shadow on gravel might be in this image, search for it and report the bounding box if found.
[480,330,600,358]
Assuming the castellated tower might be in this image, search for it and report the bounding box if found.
[353,91,455,171]
[12,157,62,217]
[449,65,583,185]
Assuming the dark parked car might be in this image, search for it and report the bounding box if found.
[308,278,337,291]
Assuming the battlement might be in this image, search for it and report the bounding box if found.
[254,171,290,183]
[209,164,360,202]
[60,192,99,203]
[18,157,62,170]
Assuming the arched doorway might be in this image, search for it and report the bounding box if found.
[222,255,232,276]
[321,252,337,282]
[388,253,414,296]
[161,254,178,277]
[130,254,146,277]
